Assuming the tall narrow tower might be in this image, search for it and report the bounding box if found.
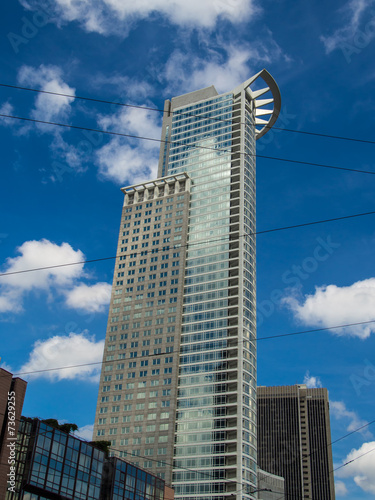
[93,70,281,500]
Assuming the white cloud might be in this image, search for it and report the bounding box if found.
[320,0,375,53]
[161,34,289,95]
[0,239,112,316]
[335,480,348,496]
[65,282,111,312]
[330,401,373,439]
[337,441,375,494]
[283,278,375,339]
[14,65,89,171]
[18,64,75,125]
[19,332,104,382]
[0,361,14,373]
[21,0,259,34]
[95,106,161,184]
[93,74,156,101]
[0,102,16,127]
[303,371,322,388]
[1,239,85,292]
[75,423,94,441]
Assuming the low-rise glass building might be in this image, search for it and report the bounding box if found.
[6,418,167,500]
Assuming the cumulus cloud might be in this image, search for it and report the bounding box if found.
[14,64,89,170]
[335,480,348,496]
[163,40,287,95]
[303,371,322,388]
[0,239,110,315]
[96,106,161,184]
[65,282,111,312]
[320,0,375,53]
[21,0,259,34]
[1,239,85,291]
[19,332,104,382]
[330,401,373,439]
[337,441,375,494]
[283,278,375,339]
[18,64,75,125]
[0,102,16,127]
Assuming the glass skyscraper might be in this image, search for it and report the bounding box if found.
[93,69,281,500]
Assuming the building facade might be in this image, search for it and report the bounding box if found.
[257,385,336,500]
[93,70,281,500]
[6,417,171,500]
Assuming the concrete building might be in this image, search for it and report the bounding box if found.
[257,384,336,500]
[93,70,281,500]
[0,368,27,498]
[257,469,284,500]
[6,417,173,500]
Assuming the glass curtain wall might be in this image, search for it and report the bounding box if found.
[166,91,257,500]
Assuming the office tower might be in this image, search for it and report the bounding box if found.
[6,417,172,500]
[257,384,336,500]
[94,70,281,500]
[0,368,27,498]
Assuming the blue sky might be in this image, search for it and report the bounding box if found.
[1,0,375,496]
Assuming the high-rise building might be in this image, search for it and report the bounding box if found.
[93,70,281,500]
[257,384,336,500]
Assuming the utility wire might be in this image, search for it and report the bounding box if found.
[7,320,375,379]
[1,208,375,278]
[1,112,375,177]
[1,82,375,145]
[333,445,375,472]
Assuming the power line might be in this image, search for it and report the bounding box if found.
[1,208,375,278]
[1,82,375,146]
[1,112,375,177]
[333,445,375,473]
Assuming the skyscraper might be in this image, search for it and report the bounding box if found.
[93,69,281,500]
[257,384,336,500]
